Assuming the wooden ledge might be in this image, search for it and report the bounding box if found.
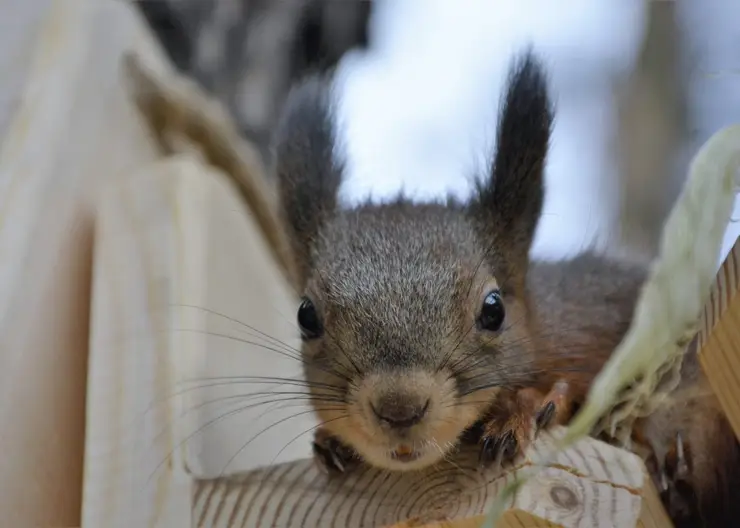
[192,431,650,527]
[0,0,168,524]
[697,237,740,439]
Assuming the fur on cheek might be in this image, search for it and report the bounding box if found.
[455,387,502,423]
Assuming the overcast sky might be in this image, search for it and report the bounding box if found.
[335,0,740,264]
[335,0,647,261]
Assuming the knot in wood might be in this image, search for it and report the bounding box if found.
[549,484,579,511]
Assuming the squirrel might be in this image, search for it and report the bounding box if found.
[271,50,740,527]
[123,46,739,526]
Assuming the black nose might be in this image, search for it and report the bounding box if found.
[372,397,430,429]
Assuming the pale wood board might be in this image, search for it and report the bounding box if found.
[394,478,671,528]
[85,159,194,527]
[697,237,740,439]
[0,0,168,524]
[85,148,304,527]
[636,480,674,528]
[191,425,650,528]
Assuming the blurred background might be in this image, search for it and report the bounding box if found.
[137,0,740,262]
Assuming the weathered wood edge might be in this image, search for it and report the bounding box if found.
[0,0,178,524]
[697,236,740,440]
[81,2,196,526]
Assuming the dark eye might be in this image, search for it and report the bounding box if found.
[298,297,323,339]
[478,290,505,332]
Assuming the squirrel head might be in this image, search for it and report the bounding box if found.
[273,51,553,470]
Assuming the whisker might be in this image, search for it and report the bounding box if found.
[143,375,348,417]
[217,407,344,476]
[176,375,345,391]
[171,328,356,382]
[178,391,347,418]
[173,303,301,354]
[266,414,351,469]
[172,327,301,360]
[146,400,338,484]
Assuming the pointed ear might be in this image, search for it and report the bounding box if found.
[469,50,554,293]
[273,74,343,290]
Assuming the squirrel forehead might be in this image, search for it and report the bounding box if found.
[310,205,494,305]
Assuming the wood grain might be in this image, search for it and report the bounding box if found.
[0,0,167,524]
[85,148,302,526]
[191,426,649,527]
[697,236,740,439]
[636,479,674,528]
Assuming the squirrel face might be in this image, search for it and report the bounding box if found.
[298,205,542,469]
[274,51,553,470]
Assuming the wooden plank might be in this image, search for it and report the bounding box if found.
[636,479,674,528]
[85,159,195,527]
[404,478,670,528]
[389,479,669,528]
[697,237,740,439]
[86,146,300,525]
[0,0,51,140]
[192,426,648,527]
[0,0,167,525]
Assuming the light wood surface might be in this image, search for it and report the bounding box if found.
[85,158,195,527]
[697,237,740,439]
[84,150,307,527]
[0,0,168,524]
[393,480,670,528]
[191,426,649,527]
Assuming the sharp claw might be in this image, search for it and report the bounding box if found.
[675,433,689,479]
[535,401,556,430]
[478,438,489,465]
[313,437,353,474]
[494,443,505,468]
[481,433,513,467]
[479,436,498,465]
[660,469,669,493]
[331,451,345,473]
[500,430,518,461]
[675,433,684,457]
[313,442,333,474]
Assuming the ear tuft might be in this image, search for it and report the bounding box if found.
[470,49,554,291]
[273,74,343,290]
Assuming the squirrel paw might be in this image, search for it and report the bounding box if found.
[647,433,700,526]
[312,429,360,475]
[478,381,569,468]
